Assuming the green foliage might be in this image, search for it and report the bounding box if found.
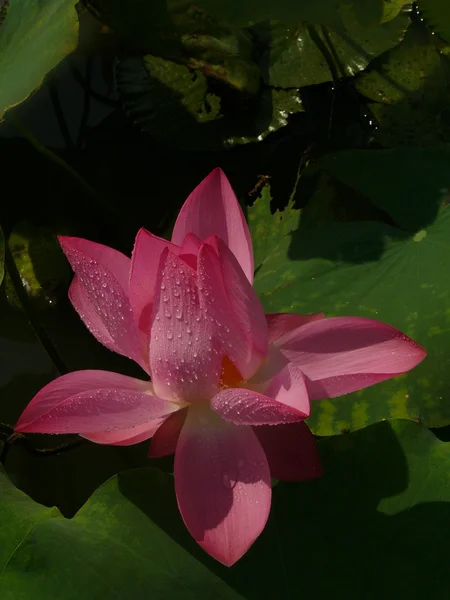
[0,0,79,120]
[254,147,450,435]
[6,221,71,310]
[420,0,450,44]
[264,10,410,88]
[248,185,301,271]
[3,0,450,596]
[2,421,450,598]
[356,21,450,146]
[116,54,304,150]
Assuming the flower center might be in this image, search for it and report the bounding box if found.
[219,356,244,389]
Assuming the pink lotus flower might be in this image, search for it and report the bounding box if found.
[15,169,426,566]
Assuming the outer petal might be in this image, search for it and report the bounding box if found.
[149,249,222,403]
[69,276,118,353]
[175,405,271,566]
[211,364,310,426]
[276,316,427,400]
[129,228,180,352]
[82,419,164,446]
[59,236,146,371]
[171,168,254,282]
[198,237,268,380]
[266,312,325,344]
[148,408,188,457]
[14,370,179,434]
[254,421,323,481]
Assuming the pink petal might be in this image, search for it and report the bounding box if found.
[14,370,179,434]
[69,276,119,353]
[211,364,310,426]
[179,232,202,270]
[148,408,188,457]
[149,249,222,402]
[266,312,325,344]
[197,237,268,381]
[254,421,323,481]
[82,419,164,446]
[175,405,271,566]
[276,316,427,400]
[129,228,180,355]
[171,168,254,282]
[59,236,146,371]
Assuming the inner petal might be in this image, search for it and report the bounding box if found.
[219,356,244,389]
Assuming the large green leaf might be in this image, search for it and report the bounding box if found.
[420,0,450,44]
[2,421,450,598]
[254,148,450,434]
[0,0,79,121]
[265,10,410,88]
[355,21,450,146]
[116,54,303,151]
[248,185,301,271]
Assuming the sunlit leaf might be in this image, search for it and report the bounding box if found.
[248,185,300,271]
[0,0,79,120]
[254,147,450,434]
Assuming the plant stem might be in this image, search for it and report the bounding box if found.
[4,244,69,376]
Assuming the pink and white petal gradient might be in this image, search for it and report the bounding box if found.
[175,406,271,566]
[129,228,180,349]
[171,168,254,283]
[198,236,268,381]
[274,316,427,400]
[149,249,222,402]
[212,364,310,425]
[254,421,323,482]
[59,236,146,371]
[14,371,178,434]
